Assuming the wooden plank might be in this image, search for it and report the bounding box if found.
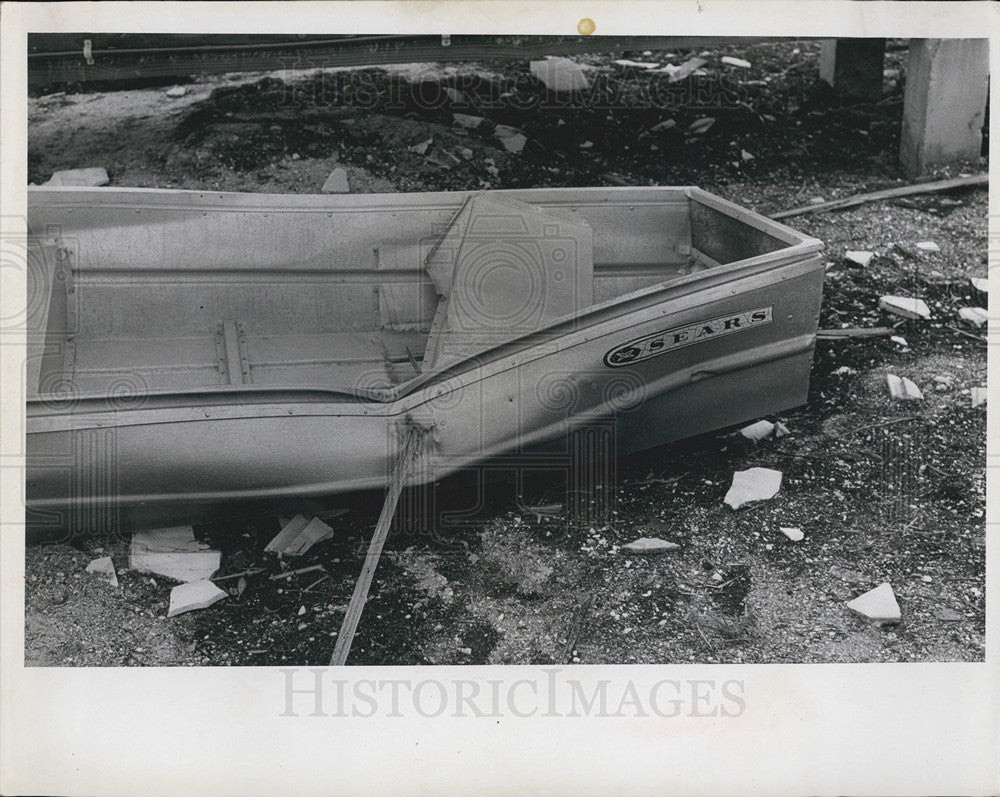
[330,425,425,666]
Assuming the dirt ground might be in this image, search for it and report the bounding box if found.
[24,39,987,666]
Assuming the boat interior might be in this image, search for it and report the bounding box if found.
[26,188,794,401]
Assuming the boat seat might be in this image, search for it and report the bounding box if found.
[422,194,594,369]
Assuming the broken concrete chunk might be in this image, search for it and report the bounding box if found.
[623,537,680,554]
[740,420,775,441]
[721,56,752,69]
[878,295,931,320]
[493,125,527,154]
[45,167,110,187]
[970,386,987,408]
[614,59,661,69]
[724,467,782,510]
[847,582,901,624]
[845,250,874,267]
[529,57,591,91]
[886,374,923,401]
[665,56,707,83]
[265,514,335,556]
[321,167,350,194]
[915,240,940,253]
[166,85,188,98]
[167,580,227,617]
[773,421,791,438]
[890,335,908,347]
[523,503,563,522]
[934,606,963,622]
[453,113,483,129]
[779,527,804,542]
[970,276,988,294]
[958,307,988,328]
[408,138,432,155]
[85,556,119,587]
[687,117,715,134]
[130,526,221,583]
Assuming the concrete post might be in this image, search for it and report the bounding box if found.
[819,38,886,101]
[901,38,989,177]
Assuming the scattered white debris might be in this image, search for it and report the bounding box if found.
[453,113,483,128]
[915,240,940,253]
[523,503,563,523]
[85,556,119,587]
[648,119,676,134]
[958,307,988,328]
[970,387,987,408]
[459,147,473,160]
[832,366,856,376]
[845,250,874,267]
[321,167,350,194]
[890,336,908,348]
[529,57,591,91]
[687,117,715,134]
[721,56,752,69]
[165,85,188,98]
[493,125,527,154]
[780,527,804,542]
[724,467,782,510]
[408,138,432,155]
[615,59,660,69]
[886,374,923,401]
[970,276,988,294]
[130,526,221,583]
[773,421,791,438]
[265,515,335,556]
[878,295,931,320]
[741,149,755,162]
[663,56,707,83]
[847,583,901,624]
[809,197,826,205]
[167,580,227,617]
[920,574,932,583]
[740,419,775,441]
[579,140,594,149]
[44,167,110,187]
[622,537,680,554]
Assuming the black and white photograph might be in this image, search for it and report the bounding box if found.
[1,3,997,796]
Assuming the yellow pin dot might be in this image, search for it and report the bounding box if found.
[577,17,596,35]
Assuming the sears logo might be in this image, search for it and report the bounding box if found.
[603,307,773,367]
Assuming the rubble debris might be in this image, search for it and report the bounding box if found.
[970,276,988,293]
[44,167,109,187]
[443,87,464,104]
[579,140,594,149]
[321,167,350,194]
[85,556,119,587]
[622,537,680,554]
[493,125,527,154]
[878,295,931,320]
[773,421,791,438]
[816,326,894,339]
[721,55,752,68]
[408,138,432,155]
[453,113,483,129]
[740,419,775,441]
[845,250,874,267]
[521,503,563,522]
[614,59,660,69]
[886,374,924,401]
[934,606,964,622]
[958,307,988,328]
[832,366,856,376]
[890,336,908,347]
[529,57,591,91]
[167,580,227,617]
[130,526,221,583]
[724,467,782,510]
[741,149,755,162]
[846,583,901,624]
[779,527,804,542]
[165,85,188,98]
[269,564,326,581]
[915,240,940,253]
[970,387,987,408]
[687,117,715,134]
[664,56,707,83]
[265,515,335,556]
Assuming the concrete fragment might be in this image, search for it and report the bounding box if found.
[166,85,188,98]
[934,606,963,622]
[664,56,706,83]
[615,59,660,69]
[167,580,227,617]
[622,537,680,554]
[958,307,988,328]
[721,56,752,69]
[493,125,527,154]
[832,366,856,376]
[321,167,350,194]
[779,527,804,542]
[265,514,335,556]
[45,167,109,187]
[453,113,483,128]
[443,87,464,104]
[878,295,931,320]
[740,420,775,441]
[970,386,987,408]
[85,556,119,587]
[845,250,874,267]
[970,276,988,294]
[773,421,791,438]
[530,57,590,91]
[886,374,923,400]
[890,336,908,347]
[130,527,221,583]
[915,240,940,252]
[724,467,782,510]
[687,117,715,134]
[408,138,432,155]
[846,582,901,623]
